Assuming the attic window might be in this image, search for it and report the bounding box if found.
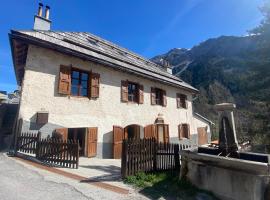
[118,51,127,57]
[87,37,98,46]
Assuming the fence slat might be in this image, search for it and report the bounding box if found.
[121,138,181,178]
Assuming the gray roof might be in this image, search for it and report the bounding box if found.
[10,30,198,92]
[194,113,214,125]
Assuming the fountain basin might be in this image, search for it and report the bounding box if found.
[180,149,270,200]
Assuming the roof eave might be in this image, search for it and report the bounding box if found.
[10,30,199,94]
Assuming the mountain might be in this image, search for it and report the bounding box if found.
[151,34,270,145]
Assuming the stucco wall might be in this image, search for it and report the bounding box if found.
[19,45,210,157]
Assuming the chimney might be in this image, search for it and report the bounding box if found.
[45,5,50,19]
[160,59,172,74]
[38,3,43,17]
[33,3,51,31]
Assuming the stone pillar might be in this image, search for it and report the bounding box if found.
[214,103,239,153]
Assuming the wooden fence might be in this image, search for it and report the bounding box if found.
[16,132,41,154]
[121,138,190,178]
[16,132,79,169]
[36,138,79,169]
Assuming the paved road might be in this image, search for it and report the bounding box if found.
[0,153,147,200]
[0,153,91,200]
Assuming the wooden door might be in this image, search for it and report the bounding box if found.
[53,128,68,140]
[144,124,157,139]
[164,124,169,143]
[198,127,208,145]
[113,126,124,159]
[87,127,98,157]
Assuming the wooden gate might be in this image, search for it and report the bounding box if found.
[36,138,79,168]
[121,138,180,178]
[198,127,208,145]
[113,126,125,159]
[87,127,98,157]
[16,132,41,154]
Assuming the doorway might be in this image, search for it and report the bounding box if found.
[198,127,208,145]
[68,128,86,156]
[124,124,141,140]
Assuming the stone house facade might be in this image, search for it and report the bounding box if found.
[9,6,211,158]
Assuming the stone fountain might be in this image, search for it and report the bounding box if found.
[180,103,270,200]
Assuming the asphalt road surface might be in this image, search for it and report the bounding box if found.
[0,153,146,200]
[0,153,91,200]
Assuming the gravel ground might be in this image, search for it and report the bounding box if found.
[0,153,148,200]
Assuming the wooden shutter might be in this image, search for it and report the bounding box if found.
[87,127,98,157]
[121,80,128,102]
[138,85,144,104]
[164,124,169,143]
[53,128,68,141]
[113,126,124,159]
[89,72,100,98]
[162,90,167,107]
[144,124,157,139]
[187,124,191,139]
[178,124,183,140]
[151,87,156,105]
[176,94,181,108]
[58,65,71,95]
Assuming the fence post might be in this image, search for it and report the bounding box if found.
[36,132,41,159]
[121,139,128,178]
[153,138,157,172]
[174,144,180,172]
[76,140,79,169]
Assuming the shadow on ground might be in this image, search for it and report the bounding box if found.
[79,165,122,182]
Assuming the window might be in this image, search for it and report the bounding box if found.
[128,82,138,102]
[121,80,144,104]
[156,124,169,143]
[155,88,163,105]
[179,123,190,139]
[151,87,166,106]
[177,93,187,109]
[71,69,89,97]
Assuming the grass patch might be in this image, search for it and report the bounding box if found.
[124,172,219,200]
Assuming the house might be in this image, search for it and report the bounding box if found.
[9,4,211,158]
[0,91,7,104]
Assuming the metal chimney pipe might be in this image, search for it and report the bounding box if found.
[45,5,50,20]
[38,3,43,17]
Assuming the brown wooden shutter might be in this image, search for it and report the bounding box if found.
[164,124,169,143]
[178,124,183,140]
[121,80,128,102]
[187,124,191,139]
[113,126,124,159]
[162,90,167,107]
[176,93,181,108]
[58,65,71,95]
[138,85,144,104]
[87,127,98,157]
[151,87,156,105]
[53,128,68,140]
[89,72,100,98]
[144,124,157,139]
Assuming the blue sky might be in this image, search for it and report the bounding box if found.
[0,0,264,92]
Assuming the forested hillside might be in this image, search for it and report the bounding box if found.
[152,2,270,144]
